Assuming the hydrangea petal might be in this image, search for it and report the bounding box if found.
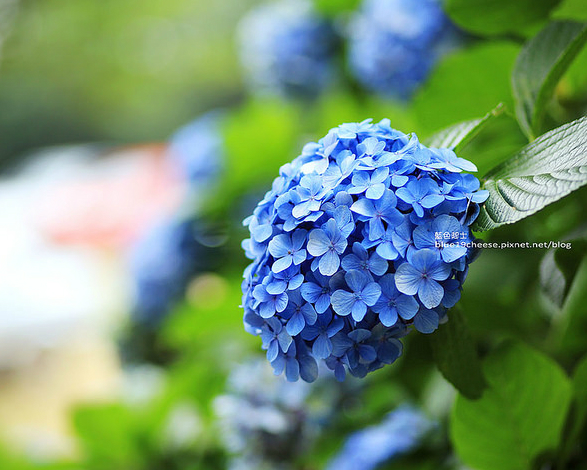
[394,263,422,296]
[418,278,444,309]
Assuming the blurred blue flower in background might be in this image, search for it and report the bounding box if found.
[347,0,461,99]
[326,405,436,470]
[214,359,359,470]
[237,0,337,98]
[128,218,200,326]
[242,119,488,382]
[168,112,224,189]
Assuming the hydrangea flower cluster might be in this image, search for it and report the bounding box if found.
[242,119,488,382]
[237,0,337,98]
[214,359,360,470]
[347,0,461,99]
[326,405,435,470]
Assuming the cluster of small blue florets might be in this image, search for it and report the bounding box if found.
[242,119,488,382]
[237,0,336,98]
[214,359,359,470]
[348,0,460,98]
[326,405,435,470]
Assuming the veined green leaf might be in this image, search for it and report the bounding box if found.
[473,116,587,231]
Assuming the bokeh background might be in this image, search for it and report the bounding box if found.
[0,0,586,469]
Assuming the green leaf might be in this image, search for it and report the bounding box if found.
[428,309,486,399]
[446,0,562,37]
[456,111,530,177]
[539,229,587,307]
[512,21,587,139]
[473,116,587,231]
[553,353,587,468]
[559,355,587,464]
[557,255,587,359]
[451,341,572,470]
[540,249,570,307]
[424,104,504,151]
[571,356,587,437]
[413,42,519,135]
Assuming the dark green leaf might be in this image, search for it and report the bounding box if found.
[552,352,587,468]
[571,356,587,438]
[424,104,504,152]
[539,228,587,307]
[451,341,572,470]
[428,309,486,399]
[512,21,587,139]
[558,355,587,466]
[458,250,544,334]
[557,256,587,359]
[446,0,562,37]
[473,116,587,231]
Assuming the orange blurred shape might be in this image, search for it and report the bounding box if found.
[36,143,187,250]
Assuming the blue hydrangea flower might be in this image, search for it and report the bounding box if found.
[347,0,462,99]
[168,112,224,189]
[268,230,308,273]
[308,218,348,276]
[242,119,488,382]
[237,0,337,98]
[281,289,317,336]
[342,242,388,277]
[214,359,361,470]
[325,405,436,470]
[395,249,451,309]
[372,273,419,326]
[128,219,200,326]
[331,270,382,322]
